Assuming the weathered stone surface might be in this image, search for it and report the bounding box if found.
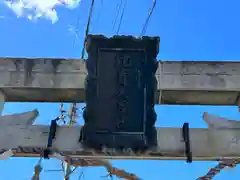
[1,123,240,160]
[0,58,240,105]
[0,58,86,102]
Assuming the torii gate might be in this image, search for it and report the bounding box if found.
[1,37,240,161]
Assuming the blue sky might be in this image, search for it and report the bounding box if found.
[0,0,240,179]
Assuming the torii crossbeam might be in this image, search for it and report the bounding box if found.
[1,109,240,160]
[1,57,240,105]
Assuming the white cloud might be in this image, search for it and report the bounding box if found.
[4,0,81,23]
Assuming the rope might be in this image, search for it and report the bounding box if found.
[31,158,43,180]
[64,103,78,180]
[59,103,66,124]
[64,156,141,180]
[197,159,240,180]
[68,103,77,127]
[52,152,141,180]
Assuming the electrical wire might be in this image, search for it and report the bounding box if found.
[139,0,156,37]
[112,0,123,32]
[116,0,127,35]
[78,168,85,180]
[81,0,95,59]
[94,0,103,26]
[72,0,84,53]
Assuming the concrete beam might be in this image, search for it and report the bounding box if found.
[1,58,240,105]
[0,58,86,102]
[1,110,240,160]
[1,123,240,160]
[0,109,38,126]
[0,110,38,160]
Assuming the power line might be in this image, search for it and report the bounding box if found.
[112,0,123,32]
[77,168,85,180]
[72,0,84,53]
[94,0,104,26]
[81,0,95,59]
[139,0,156,36]
[116,0,127,35]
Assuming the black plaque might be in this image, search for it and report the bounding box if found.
[81,35,159,150]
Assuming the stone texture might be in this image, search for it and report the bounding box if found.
[0,58,240,105]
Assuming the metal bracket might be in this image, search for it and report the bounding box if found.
[182,123,192,163]
[43,117,59,159]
